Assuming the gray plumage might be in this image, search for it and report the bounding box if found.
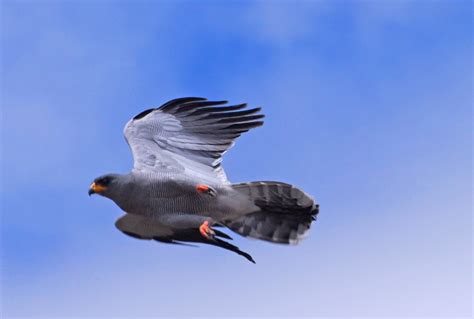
[90,97,319,263]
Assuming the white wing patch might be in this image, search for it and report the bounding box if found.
[123,97,264,185]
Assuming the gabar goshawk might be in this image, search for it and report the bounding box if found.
[89,97,319,263]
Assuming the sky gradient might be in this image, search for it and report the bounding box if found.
[1,1,472,318]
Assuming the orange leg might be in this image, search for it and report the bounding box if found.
[199,220,215,239]
[196,184,210,193]
[196,184,216,196]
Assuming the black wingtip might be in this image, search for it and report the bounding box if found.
[213,229,233,240]
[159,97,208,112]
[246,254,256,264]
[133,108,156,120]
[212,238,256,264]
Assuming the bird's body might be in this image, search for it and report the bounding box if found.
[107,172,256,221]
[89,97,319,263]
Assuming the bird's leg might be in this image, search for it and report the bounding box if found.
[199,220,216,240]
[196,184,216,197]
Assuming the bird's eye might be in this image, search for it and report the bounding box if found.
[98,177,111,186]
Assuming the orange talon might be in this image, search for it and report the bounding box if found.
[196,184,216,197]
[196,184,209,193]
[199,220,215,239]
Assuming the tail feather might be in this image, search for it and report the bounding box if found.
[225,181,319,244]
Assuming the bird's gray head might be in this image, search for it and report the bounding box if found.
[88,174,121,198]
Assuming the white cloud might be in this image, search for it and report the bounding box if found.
[243,1,330,48]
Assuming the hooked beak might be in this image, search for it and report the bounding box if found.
[89,182,106,196]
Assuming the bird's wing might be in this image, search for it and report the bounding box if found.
[124,97,264,184]
[115,213,174,239]
[115,214,255,263]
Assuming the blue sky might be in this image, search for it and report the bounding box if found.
[1,1,472,318]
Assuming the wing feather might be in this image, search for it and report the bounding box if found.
[124,97,264,184]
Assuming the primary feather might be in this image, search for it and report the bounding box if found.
[124,97,264,184]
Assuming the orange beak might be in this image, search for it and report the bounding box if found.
[88,182,107,196]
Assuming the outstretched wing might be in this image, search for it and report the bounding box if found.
[124,97,264,184]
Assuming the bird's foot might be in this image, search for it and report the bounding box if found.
[196,184,216,197]
[199,220,215,240]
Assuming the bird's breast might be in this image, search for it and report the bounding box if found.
[112,176,235,219]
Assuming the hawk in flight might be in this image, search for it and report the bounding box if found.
[89,98,319,263]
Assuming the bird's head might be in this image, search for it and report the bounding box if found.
[88,174,120,197]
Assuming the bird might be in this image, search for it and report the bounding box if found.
[89,97,319,263]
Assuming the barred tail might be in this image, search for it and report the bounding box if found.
[225,181,319,244]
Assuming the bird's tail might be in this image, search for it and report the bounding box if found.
[224,181,319,244]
